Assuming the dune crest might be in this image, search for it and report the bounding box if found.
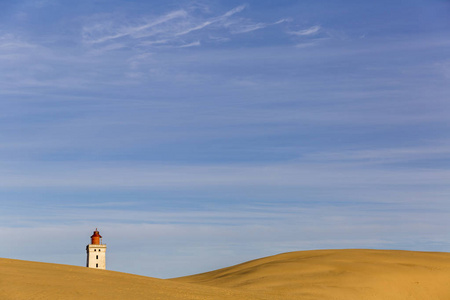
[173,249,450,300]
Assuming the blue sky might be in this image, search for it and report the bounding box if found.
[0,0,449,278]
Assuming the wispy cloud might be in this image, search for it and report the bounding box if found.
[230,23,267,34]
[289,25,321,36]
[175,4,247,36]
[223,4,247,18]
[229,18,289,34]
[80,4,291,52]
[83,10,188,44]
[179,40,201,48]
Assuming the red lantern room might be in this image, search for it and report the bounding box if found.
[91,228,102,245]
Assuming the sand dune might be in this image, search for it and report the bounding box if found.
[0,258,268,300]
[2,249,450,299]
[174,249,450,300]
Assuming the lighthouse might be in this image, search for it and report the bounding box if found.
[86,229,107,269]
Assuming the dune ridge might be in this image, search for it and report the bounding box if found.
[1,249,450,299]
[0,258,268,300]
[174,249,450,300]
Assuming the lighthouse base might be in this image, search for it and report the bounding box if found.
[86,244,107,269]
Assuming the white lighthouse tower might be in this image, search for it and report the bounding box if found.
[86,228,107,269]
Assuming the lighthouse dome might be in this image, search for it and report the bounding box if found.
[90,229,102,245]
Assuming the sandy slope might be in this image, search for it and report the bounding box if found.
[174,249,450,300]
[1,249,449,299]
[0,258,268,300]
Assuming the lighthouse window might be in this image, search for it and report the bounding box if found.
[99,249,101,252]
[94,249,97,251]
[96,263,98,268]
[96,255,98,259]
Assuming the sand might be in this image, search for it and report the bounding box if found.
[175,249,450,300]
[2,249,450,299]
[0,258,268,300]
